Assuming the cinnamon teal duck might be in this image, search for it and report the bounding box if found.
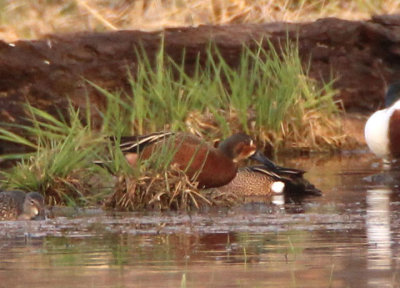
[213,151,321,197]
[106,132,265,189]
[0,191,45,221]
[365,82,400,161]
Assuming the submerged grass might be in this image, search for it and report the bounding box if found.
[1,40,342,209]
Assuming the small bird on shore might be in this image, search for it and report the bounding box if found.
[213,151,321,197]
[365,82,400,161]
[100,131,266,189]
[0,191,45,221]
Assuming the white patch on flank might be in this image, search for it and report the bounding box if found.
[8,43,15,47]
[271,181,285,194]
[364,109,390,158]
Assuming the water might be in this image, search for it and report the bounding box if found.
[1,153,400,288]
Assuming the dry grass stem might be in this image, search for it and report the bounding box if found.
[105,165,217,211]
[1,0,399,41]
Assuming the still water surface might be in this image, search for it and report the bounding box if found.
[1,153,400,287]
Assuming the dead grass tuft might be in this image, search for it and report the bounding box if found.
[184,107,360,153]
[45,171,93,206]
[105,164,215,211]
[271,110,360,152]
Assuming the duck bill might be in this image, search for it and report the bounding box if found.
[249,150,278,171]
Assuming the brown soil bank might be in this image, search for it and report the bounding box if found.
[1,15,400,153]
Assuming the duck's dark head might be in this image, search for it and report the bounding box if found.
[218,133,257,163]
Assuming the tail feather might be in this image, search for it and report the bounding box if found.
[275,166,305,176]
[94,131,174,170]
[247,164,321,196]
[284,177,322,196]
[116,131,174,153]
[250,151,305,176]
[261,157,305,176]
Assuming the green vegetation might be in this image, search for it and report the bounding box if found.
[0,105,108,205]
[94,40,339,147]
[0,41,338,209]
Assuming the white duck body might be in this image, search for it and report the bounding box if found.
[365,99,400,159]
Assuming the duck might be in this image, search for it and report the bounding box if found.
[103,132,267,189]
[365,82,400,161]
[0,191,45,221]
[213,151,321,197]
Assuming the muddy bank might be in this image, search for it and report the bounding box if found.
[1,15,398,152]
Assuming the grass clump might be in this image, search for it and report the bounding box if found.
[96,39,343,151]
[0,40,342,210]
[100,134,213,211]
[106,165,210,211]
[0,104,110,206]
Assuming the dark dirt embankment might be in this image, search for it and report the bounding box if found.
[1,15,400,153]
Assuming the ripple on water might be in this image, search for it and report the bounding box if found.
[0,153,400,288]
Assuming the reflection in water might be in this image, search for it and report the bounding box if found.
[1,154,400,287]
[366,188,392,287]
[272,194,284,206]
